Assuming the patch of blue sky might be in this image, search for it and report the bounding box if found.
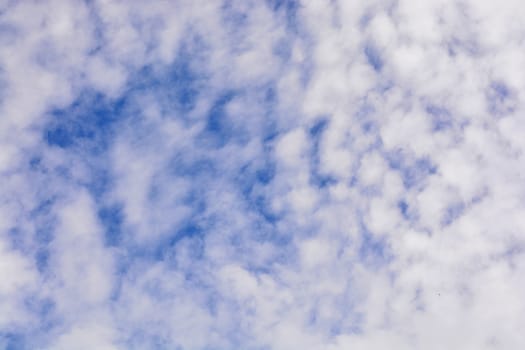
[120,32,212,125]
[165,222,203,251]
[306,281,365,336]
[487,81,515,116]
[111,181,206,261]
[397,200,410,220]
[5,227,26,253]
[255,161,276,186]
[311,173,338,189]
[234,161,271,201]
[240,84,283,145]
[28,152,70,187]
[83,166,114,200]
[359,9,375,29]
[125,332,171,350]
[263,84,278,106]
[0,332,26,350]
[308,117,339,188]
[142,185,208,250]
[358,216,393,269]
[260,122,281,149]
[167,152,217,180]
[446,36,480,57]
[220,137,282,229]
[123,221,204,264]
[441,201,465,227]
[386,150,437,189]
[359,231,392,269]
[425,104,453,131]
[222,0,299,36]
[309,118,329,139]
[35,248,50,274]
[45,90,126,152]
[0,21,19,46]
[198,91,239,148]
[27,196,57,274]
[220,191,291,264]
[364,43,383,72]
[24,297,56,334]
[354,103,383,151]
[490,81,510,100]
[273,36,294,63]
[266,0,300,31]
[221,1,250,30]
[98,203,124,247]
[151,248,200,277]
[245,190,282,229]
[328,304,364,337]
[132,60,204,119]
[4,195,49,257]
[177,237,206,267]
[232,226,292,268]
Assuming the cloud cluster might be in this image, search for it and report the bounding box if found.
[1,0,525,349]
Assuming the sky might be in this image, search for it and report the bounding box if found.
[1,0,525,349]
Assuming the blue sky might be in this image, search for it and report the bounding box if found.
[1,0,525,349]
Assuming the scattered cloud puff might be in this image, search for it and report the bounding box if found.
[1,0,525,349]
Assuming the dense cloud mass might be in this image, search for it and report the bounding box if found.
[1,0,525,349]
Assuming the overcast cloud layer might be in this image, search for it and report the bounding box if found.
[1,1,525,349]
